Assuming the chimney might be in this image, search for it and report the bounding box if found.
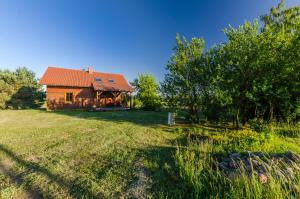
[87,66,93,74]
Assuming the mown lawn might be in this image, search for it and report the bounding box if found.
[0,110,299,199]
[0,110,182,198]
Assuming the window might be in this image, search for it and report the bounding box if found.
[108,79,114,83]
[65,92,73,103]
[95,78,101,82]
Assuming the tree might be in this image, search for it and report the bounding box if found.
[200,45,232,121]
[161,34,208,122]
[161,1,299,125]
[213,0,299,125]
[0,67,45,109]
[131,74,161,110]
[219,20,261,127]
[254,0,300,121]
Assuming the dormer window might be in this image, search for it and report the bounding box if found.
[108,79,114,83]
[95,78,101,82]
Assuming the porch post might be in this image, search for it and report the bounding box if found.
[96,91,103,107]
[112,91,116,108]
[96,91,99,107]
[129,92,132,109]
[111,91,121,108]
[114,95,116,107]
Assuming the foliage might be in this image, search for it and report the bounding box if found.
[161,34,210,122]
[162,1,300,126]
[131,74,161,110]
[0,67,44,109]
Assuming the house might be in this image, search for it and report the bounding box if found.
[39,66,133,110]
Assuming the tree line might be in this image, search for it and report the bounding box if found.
[0,67,44,109]
[133,1,299,126]
[160,1,300,126]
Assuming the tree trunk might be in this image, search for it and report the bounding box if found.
[269,102,274,121]
[235,106,240,129]
[232,115,235,127]
[189,104,198,123]
[129,93,132,109]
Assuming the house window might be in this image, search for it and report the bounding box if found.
[108,79,114,83]
[95,78,101,82]
[65,92,73,103]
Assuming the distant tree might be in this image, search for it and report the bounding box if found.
[131,74,161,110]
[0,67,45,109]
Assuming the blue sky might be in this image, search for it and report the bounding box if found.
[0,0,298,82]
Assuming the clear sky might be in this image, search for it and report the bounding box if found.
[0,0,299,82]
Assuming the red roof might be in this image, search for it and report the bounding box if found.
[39,66,133,92]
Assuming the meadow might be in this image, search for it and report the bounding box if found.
[0,110,299,198]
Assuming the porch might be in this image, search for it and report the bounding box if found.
[89,107,131,112]
[94,90,132,108]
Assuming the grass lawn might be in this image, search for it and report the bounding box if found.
[0,110,183,198]
[0,110,299,198]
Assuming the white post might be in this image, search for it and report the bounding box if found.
[168,112,175,125]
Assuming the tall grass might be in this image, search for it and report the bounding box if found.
[249,119,300,138]
[269,122,300,138]
[175,141,300,198]
[175,124,300,198]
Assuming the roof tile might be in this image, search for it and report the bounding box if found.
[39,66,133,92]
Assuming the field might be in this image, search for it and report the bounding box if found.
[0,110,299,198]
[0,110,183,198]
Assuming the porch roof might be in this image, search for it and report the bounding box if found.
[92,82,133,92]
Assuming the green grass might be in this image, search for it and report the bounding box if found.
[0,110,182,198]
[175,125,300,198]
[0,110,299,198]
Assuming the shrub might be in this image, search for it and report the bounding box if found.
[223,130,275,153]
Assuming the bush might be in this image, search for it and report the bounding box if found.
[186,128,276,153]
[249,118,266,132]
[228,130,275,152]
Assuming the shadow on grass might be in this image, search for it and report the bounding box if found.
[44,110,169,127]
[0,144,103,198]
[0,162,42,198]
[132,134,192,198]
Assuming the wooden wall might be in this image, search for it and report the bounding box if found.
[46,86,122,110]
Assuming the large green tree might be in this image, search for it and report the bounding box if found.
[258,0,300,120]
[161,34,211,122]
[219,20,261,126]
